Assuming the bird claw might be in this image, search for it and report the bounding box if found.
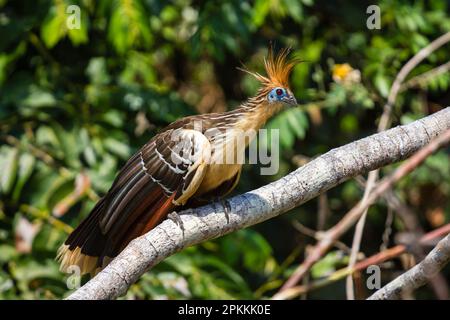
[168,211,185,234]
[214,198,231,223]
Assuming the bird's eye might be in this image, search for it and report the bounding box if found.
[276,88,284,96]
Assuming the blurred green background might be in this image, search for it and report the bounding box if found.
[0,0,449,299]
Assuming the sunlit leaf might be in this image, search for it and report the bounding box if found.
[12,153,35,202]
[0,147,18,194]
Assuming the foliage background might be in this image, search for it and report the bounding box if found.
[0,0,449,299]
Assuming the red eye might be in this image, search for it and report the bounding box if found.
[276,88,283,96]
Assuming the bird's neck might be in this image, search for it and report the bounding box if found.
[234,97,284,132]
[204,98,283,166]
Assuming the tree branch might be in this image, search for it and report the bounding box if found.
[368,233,450,300]
[381,31,450,129]
[346,31,450,299]
[272,224,450,300]
[277,124,450,295]
[401,61,450,91]
[67,107,450,300]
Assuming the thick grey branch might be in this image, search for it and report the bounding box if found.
[368,233,450,300]
[67,107,450,300]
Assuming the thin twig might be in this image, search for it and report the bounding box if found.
[380,31,450,129]
[368,233,450,300]
[401,61,450,91]
[380,207,394,252]
[273,224,450,299]
[292,221,350,253]
[346,31,450,299]
[317,193,329,230]
[346,170,378,299]
[355,176,449,298]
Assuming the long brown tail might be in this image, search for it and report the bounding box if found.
[57,196,108,276]
[57,189,175,276]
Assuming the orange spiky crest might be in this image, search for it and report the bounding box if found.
[239,47,298,90]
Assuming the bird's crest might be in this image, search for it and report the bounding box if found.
[239,47,299,89]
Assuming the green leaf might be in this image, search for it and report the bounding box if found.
[267,115,295,149]
[104,137,130,159]
[196,256,250,293]
[252,0,271,27]
[374,73,391,98]
[12,153,35,202]
[86,57,110,85]
[22,85,57,108]
[0,245,18,263]
[283,0,303,22]
[311,251,346,278]
[108,0,152,54]
[67,6,89,46]
[0,147,19,194]
[52,124,82,169]
[340,114,358,134]
[286,108,308,139]
[101,110,125,128]
[0,41,26,85]
[266,108,309,150]
[32,224,64,254]
[40,5,67,48]
[13,259,62,286]
[325,83,346,110]
[164,253,197,275]
[41,1,88,48]
[239,230,272,273]
[400,112,422,125]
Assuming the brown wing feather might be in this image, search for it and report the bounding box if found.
[58,128,211,275]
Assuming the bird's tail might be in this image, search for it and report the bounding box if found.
[56,187,176,276]
[56,197,109,276]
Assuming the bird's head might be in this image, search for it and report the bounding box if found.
[240,48,299,108]
[266,86,297,106]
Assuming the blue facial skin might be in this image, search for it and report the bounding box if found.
[267,87,297,106]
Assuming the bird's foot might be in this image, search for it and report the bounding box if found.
[168,211,185,234]
[214,198,231,223]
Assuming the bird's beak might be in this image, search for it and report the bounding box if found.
[282,95,298,107]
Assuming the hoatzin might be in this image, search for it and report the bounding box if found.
[57,48,298,276]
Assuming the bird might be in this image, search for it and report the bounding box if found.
[57,48,299,276]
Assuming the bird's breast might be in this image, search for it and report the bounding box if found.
[195,163,242,196]
[194,129,250,196]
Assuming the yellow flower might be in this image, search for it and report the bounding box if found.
[332,63,361,84]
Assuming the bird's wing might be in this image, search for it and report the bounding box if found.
[60,128,211,272]
[99,128,211,249]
